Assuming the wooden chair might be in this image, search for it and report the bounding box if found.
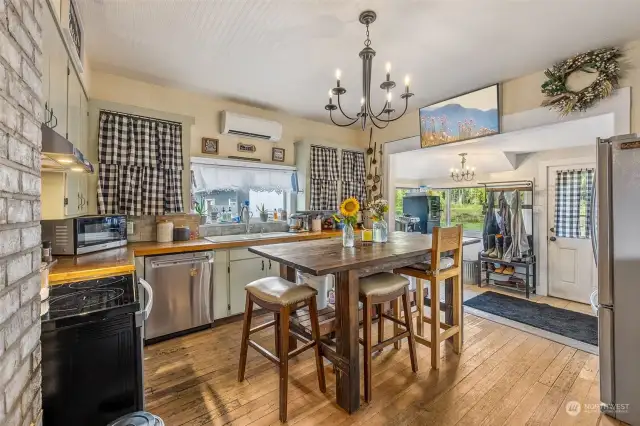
[394,225,463,369]
[359,272,418,402]
[237,277,326,423]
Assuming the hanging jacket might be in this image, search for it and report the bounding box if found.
[483,191,499,237]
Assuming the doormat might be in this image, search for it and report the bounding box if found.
[463,291,598,346]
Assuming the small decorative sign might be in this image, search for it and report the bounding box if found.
[272,147,285,162]
[201,137,219,154]
[237,142,256,153]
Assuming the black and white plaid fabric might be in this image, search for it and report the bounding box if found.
[310,146,339,210]
[98,111,183,215]
[340,150,366,206]
[554,170,583,238]
[584,169,595,238]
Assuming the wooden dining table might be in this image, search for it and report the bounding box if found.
[249,231,480,414]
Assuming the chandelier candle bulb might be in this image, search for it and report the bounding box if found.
[404,75,410,89]
[361,97,365,106]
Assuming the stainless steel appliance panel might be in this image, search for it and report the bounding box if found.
[598,305,614,406]
[144,251,213,340]
[610,137,640,425]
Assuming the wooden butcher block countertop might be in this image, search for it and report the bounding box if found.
[49,231,341,285]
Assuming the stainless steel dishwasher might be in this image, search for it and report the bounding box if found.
[143,251,214,341]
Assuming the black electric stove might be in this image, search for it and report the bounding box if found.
[42,274,144,426]
[42,274,139,330]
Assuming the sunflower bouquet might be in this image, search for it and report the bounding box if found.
[333,197,360,228]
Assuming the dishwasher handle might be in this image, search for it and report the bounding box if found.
[150,255,213,269]
[138,278,153,320]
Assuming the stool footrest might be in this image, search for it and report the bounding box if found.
[288,340,316,359]
[249,320,276,335]
[372,330,410,353]
[439,325,460,342]
[381,313,407,327]
[248,339,279,365]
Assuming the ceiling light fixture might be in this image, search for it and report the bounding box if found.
[450,153,475,182]
[325,10,414,130]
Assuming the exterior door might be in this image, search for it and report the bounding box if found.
[547,165,596,303]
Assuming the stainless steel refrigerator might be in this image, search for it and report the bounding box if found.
[593,134,640,425]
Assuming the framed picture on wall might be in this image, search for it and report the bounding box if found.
[419,84,500,148]
[201,137,219,154]
[272,147,285,162]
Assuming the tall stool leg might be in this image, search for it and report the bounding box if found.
[274,312,281,356]
[377,304,384,345]
[308,297,326,393]
[452,274,462,354]
[393,298,402,350]
[362,296,373,402]
[415,278,424,337]
[238,293,253,382]
[402,287,419,373]
[278,305,290,423]
[430,278,441,369]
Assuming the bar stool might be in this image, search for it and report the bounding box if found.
[237,276,326,423]
[394,225,463,370]
[360,272,418,403]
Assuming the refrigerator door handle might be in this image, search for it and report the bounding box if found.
[590,179,597,266]
[597,139,613,306]
[599,306,615,408]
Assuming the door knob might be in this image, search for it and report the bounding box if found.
[549,236,557,242]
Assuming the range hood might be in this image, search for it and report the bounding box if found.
[41,124,94,173]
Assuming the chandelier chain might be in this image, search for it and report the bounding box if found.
[364,24,371,47]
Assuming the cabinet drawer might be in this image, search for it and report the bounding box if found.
[229,248,261,262]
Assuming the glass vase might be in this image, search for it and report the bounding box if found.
[342,223,355,248]
[373,218,388,243]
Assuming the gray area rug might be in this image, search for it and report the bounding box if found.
[462,291,598,346]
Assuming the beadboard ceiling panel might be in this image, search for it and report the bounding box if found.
[77,0,640,122]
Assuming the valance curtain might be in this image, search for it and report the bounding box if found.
[97,112,184,215]
[309,146,339,210]
[554,169,594,238]
[340,150,366,207]
[192,163,295,193]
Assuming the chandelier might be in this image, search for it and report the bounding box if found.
[450,153,475,182]
[325,10,414,130]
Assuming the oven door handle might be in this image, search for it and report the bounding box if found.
[138,278,153,320]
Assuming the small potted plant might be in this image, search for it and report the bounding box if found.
[257,204,269,222]
[194,199,207,225]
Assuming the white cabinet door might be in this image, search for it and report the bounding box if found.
[64,172,80,217]
[229,257,266,316]
[79,93,88,153]
[67,69,82,148]
[265,258,280,277]
[49,29,68,138]
[41,8,53,118]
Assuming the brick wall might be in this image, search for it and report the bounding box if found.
[0,0,43,424]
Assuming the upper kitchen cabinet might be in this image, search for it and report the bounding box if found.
[67,68,82,148]
[47,23,68,139]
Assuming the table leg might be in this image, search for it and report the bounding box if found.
[279,264,298,350]
[334,270,360,413]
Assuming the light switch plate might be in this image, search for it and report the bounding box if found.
[127,221,134,235]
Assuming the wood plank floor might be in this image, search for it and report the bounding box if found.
[144,312,617,426]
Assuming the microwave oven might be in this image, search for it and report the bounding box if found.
[41,215,127,255]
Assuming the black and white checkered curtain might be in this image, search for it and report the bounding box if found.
[309,146,339,210]
[341,150,366,206]
[554,169,594,238]
[97,112,184,215]
[584,169,595,239]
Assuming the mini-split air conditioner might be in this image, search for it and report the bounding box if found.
[220,111,283,142]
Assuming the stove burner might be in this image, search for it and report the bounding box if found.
[49,288,125,312]
[68,275,127,290]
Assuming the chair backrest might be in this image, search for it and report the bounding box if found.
[430,225,463,270]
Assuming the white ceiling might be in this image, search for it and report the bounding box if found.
[392,113,613,180]
[78,0,640,122]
